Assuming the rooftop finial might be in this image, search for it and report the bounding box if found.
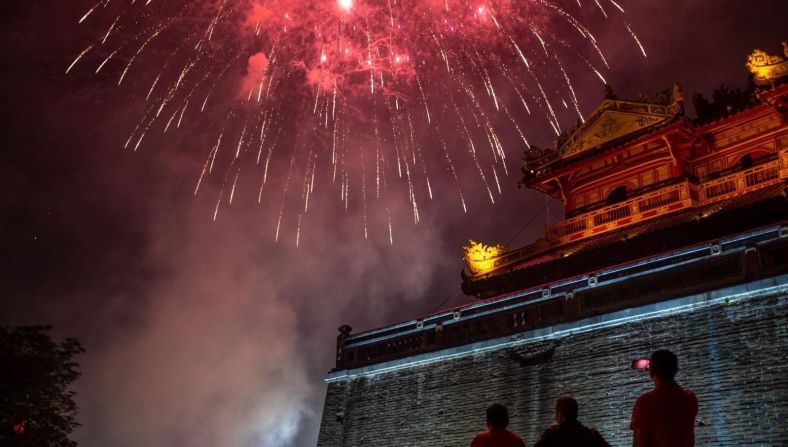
[746,42,788,85]
[603,84,618,100]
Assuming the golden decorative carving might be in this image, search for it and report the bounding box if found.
[558,88,683,159]
[463,240,508,275]
[672,83,684,104]
[746,43,788,85]
[562,109,666,157]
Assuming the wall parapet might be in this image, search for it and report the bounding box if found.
[332,223,788,372]
[327,274,788,382]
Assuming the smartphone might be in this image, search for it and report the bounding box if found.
[631,358,650,370]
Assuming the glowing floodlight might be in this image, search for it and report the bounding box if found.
[338,0,353,11]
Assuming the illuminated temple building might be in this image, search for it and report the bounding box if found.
[317,45,788,446]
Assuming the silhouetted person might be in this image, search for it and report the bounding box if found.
[471,403,527,447]
[533,395,610,447]
[630,349,698,447]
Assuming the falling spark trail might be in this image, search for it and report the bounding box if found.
[177,100,189,128]
[608,0,625,13]
[118,28,163,86]
[66,45,93,74]
[592,0,607,18]
[213,191,223,221]
[555,57,584,120]
[235,121,247,159]
[627,24,647,58]
[510,38,530,69]
[386,208,393,245]
[164,108,178,133]
[79,3,98,24]
[415,74,431,124]
[229,170,240,204]
[147,74,162,101]
[439,136,467,213]
[102,16,120,44]
[275,153,297,243]
[95,50,118,74]
[535,79,561,135]
[295,214,302,247]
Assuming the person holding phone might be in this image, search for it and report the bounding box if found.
[630,349,698,447]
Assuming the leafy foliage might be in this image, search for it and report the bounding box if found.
[0,326,84,446]
[692,79,758,122]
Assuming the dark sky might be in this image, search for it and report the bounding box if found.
[1,1,786,446]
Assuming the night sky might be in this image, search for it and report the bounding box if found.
[1,1,786,446]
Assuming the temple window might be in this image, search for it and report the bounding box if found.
[606,185,628,205]
[740,153,753,169]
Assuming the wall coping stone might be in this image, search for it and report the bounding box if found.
[326,273,788,382]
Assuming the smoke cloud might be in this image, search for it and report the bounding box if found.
[66,190,453,446]
[240,52,270,99]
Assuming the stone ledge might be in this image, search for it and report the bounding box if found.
[326,274,788,382]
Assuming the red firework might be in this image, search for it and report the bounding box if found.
[68,0,644,244]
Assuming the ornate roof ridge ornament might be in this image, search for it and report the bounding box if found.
[463,240,509,275]
[746,42,788,85]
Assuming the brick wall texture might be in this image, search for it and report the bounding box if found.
[317,291,787,446]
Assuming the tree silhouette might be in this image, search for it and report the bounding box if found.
[0,325,84,446]
[692,78,758,122]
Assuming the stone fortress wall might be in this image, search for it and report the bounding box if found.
[318,278,787,446]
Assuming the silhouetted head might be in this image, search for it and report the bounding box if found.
[555,395,579,423]
[649,349,679,382]
[486,403,510,429]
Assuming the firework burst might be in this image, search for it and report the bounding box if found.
[68,0,645,245]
